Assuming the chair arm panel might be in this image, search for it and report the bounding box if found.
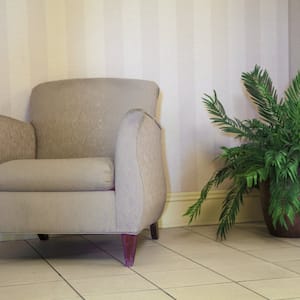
[115,110,166,234]
[0,115,36,163]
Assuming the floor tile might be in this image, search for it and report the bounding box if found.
[85,290,173,300]
[158,227,216,247]
[247,247,300,263]
[275,237,300,247]
[166,282,265,300]
[223,231,289,251]
[0,259,61,287]
[276,260,300,274]
[191,222,270,240]
[141,267,229,288]
[0,240,40,262]
[211,261,297,281]
[1,223,299,299]
[104,242,201,272]
[0,281,81,300]
[28,236,102,258]
[191,223,289,251]
[241,277,300,299]
[195,254,297,281]
[157,229,223,257]
[69,274,157,297]
[188,224,219,240]
[47,251,132,280]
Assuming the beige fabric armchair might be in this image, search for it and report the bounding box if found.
[0,78,166,266]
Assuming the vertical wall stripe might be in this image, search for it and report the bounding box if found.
[140,0,160,82]
[277,0,289,94]
[65,0,86,78]
[103,0,123,77]
[84,0,106,77]
[244,0,261,120]
[122,0,142,78]
[6,0,31,120]
[158,0,181,192]
[27,0,48,87]
[227,0,256,142]
[211,0,230,154]
[245,0,261,70]
[228,0,246,117]
[176,0,197,191]
[260,0,279,89]
[45,0,67,81]
[0,0,10,116]
[289,0,300,80]
[193,0,215,187]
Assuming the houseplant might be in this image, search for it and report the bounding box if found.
[184,65,300,239]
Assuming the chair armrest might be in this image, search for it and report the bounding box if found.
[115,109,166,234]
[0,115,36,163]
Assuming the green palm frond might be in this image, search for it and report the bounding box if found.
[203,91,260,140]
[184,65,300,239]
[217,182,247,239]
[242,65,279,126]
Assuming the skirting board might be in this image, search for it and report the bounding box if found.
[159,189,263,228]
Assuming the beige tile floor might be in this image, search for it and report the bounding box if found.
[1,223,300,299]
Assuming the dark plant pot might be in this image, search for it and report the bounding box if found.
[260,182,300,238]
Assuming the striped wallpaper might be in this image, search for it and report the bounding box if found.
[0,0,290,193]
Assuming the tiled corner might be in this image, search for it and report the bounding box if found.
[0,281,81,300]
[0,223,299,299]
[240,277,300,300]
[69,274,157,298]
[166,282,266,300]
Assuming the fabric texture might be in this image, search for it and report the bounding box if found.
[0,157,114,192]
[29,78,159,159]
[0,115,35,164]
[115,110,166,233]
[0,191,116,233]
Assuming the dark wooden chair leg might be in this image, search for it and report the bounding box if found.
[37,234,49,241]
[121,234,137,267]
[150,222,159,240]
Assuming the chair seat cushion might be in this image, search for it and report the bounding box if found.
[0,158,114,192]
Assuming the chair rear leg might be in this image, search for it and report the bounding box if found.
[121,234,137,267]
[150,222,159,240]
[37,234,49,241]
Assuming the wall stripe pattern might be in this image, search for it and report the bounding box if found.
[0,0,290,194]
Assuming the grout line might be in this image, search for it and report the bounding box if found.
[83,232,265,299]
[187,226,300,278]
[152,229,269,300]
[153,242,269,299]
[128,268,177,300]
[81,235,176,299]
[25,240,86,300]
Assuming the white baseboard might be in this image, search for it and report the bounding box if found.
[159,189,263,228]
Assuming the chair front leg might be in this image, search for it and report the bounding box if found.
[121,234,137,267]
[150,222,159,239]
[37,234,49,241]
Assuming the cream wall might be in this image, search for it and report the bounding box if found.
[289,0,300,79]
[0,0,290,230]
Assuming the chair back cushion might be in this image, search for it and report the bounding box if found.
[29,78,159,158]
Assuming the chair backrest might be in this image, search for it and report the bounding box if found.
[29,78,159,159]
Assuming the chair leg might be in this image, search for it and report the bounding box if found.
[121,234,137,267]
[150,222,159,240]
[37,234,49,241]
